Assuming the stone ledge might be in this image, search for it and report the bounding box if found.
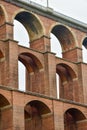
[0,85,87,107]
[5,0,87,32]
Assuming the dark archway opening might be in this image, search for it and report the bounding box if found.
[18,53,43,92]
[0,94,12,130]
[51,25,75,52]
[24,100,52,130]
[14,11,43,42]
[56,63,77,100]
[64,108,86,130]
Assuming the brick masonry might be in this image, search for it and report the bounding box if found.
[0,0,87,130]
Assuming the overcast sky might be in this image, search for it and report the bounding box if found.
[30,0,87,23]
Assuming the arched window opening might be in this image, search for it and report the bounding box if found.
[56,63,77,100]
[64,111,77,130]
[0,94,10,107]
[50,33,62,58]
[18,53,43,92]
[51,25,76,61]
[0,94,11,130]
[14,19,29,47]
[82,37,87,63]
[64,108,86,130]
[14,11,44,43]
[24,100,51,130]
[18,61,26,91]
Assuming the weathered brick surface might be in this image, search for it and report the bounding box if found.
[0,0,87,130]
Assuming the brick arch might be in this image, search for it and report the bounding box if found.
[24,100,52,130]
[56,63,77,100]
[0,5,7,25]
[18,52,44,92]
[13,10,44,42]
[64,108,86,130]
[0,5,8,40]
[56,63,77,82]
[0,93,10,108]
[18,52,43,73]
[25,100,51,116]
[0,93,12,130]
[51,24,76,52]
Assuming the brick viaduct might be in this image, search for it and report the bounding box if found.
[0,0,87,129]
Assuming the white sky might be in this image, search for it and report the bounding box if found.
[31,0,87,23]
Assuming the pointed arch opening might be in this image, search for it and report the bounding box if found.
[24,100,51,130]
[64,108,86,130]
[56,63,77,100]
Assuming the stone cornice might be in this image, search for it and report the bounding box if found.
[4,0,87,33]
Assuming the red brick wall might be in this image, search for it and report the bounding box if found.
[0,1,87,130]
